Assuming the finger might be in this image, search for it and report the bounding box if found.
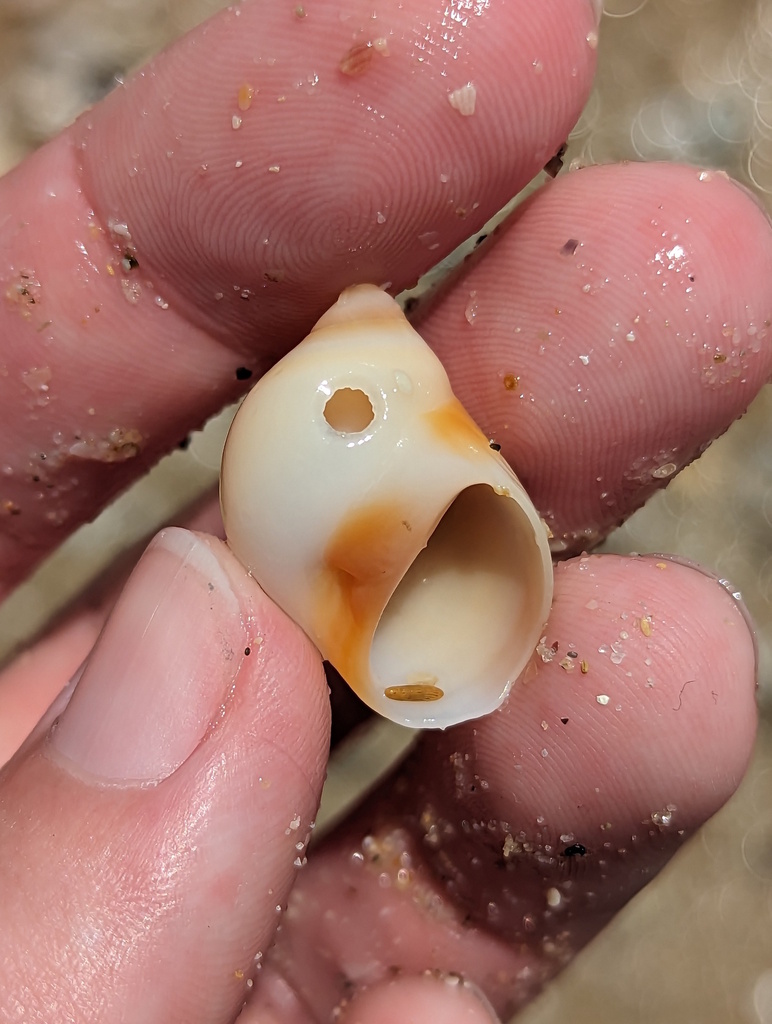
[250,554,756,1021]
[0,0,598,594]
[0,611,368,770]
[0,486,371,765]
[0,528,329,1023]
[0,490,227,767]
[418,161,772,553]
[332,976,500,1024]
[0,610,102,767]
[239,973,501,1024]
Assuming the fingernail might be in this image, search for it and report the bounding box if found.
[642,552,759,677]
[50,528,244,784]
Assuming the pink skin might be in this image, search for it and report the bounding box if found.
[0,0,769,1021]
[0,0,598,594]
[0,495,227,765]
[251,557,757,1023]
[1,531,330,1023]
[419,162,772,552]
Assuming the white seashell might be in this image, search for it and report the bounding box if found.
[220,284,553,729]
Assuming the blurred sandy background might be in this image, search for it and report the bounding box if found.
[1,0,771,1021]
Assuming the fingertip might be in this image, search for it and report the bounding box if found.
[0,527,329,1023]
[464,552,757,833]
[335,974,501,1024]
[198,529,332,765]
[238,551,759,1023]
[421,162,772,552]
[75,0,598,345]
[0,0,597,588]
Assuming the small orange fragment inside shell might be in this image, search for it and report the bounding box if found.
[384,684,445,702]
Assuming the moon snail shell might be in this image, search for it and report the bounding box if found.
[220,284,553,729]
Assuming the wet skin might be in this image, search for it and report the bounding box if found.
[0,0,770,1021]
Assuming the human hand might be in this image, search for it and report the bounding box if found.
[0,0,770,1021]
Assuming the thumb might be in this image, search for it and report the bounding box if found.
[0,528,330,1023]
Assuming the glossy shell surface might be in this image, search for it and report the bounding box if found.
[220,284,553,728]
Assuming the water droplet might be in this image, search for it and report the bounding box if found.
[394,369,412,394]
[546,887,561,907]
[651,807,674,827]
[596,694,610,705]
[652,462,677,479]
